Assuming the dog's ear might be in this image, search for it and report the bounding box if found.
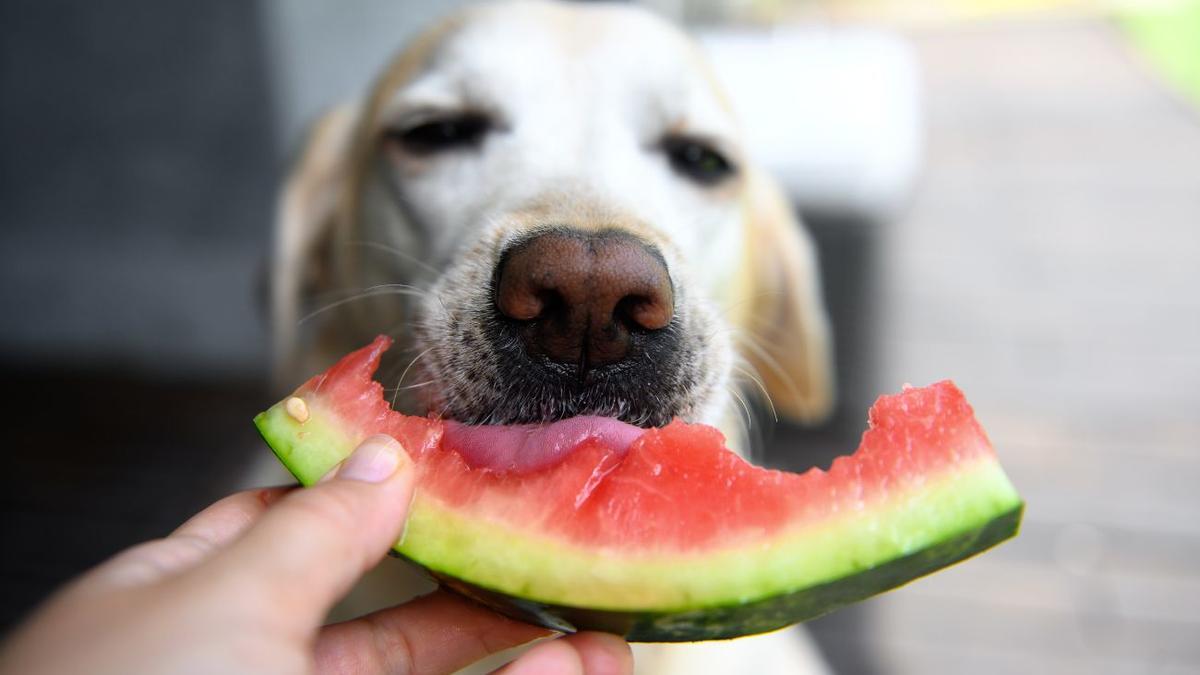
[271,105,358,382]
[735,168,836,423]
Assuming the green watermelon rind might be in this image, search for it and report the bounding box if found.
[254,395,1023,641]
[430,503,1023,640]
[395,460,1019,610]
[255,403,349,484]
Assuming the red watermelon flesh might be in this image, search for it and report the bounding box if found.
[255,335,1023,641]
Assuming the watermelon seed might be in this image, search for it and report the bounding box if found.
[285,397,310,423]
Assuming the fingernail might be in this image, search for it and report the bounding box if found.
[327,435,407,483]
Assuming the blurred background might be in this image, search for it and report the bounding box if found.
[2,0,1198,672]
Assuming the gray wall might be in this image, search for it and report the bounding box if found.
[0,0,470,378]
[0,1,277,377]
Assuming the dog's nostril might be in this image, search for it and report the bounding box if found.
[495,229,675,368]
[495,286,546,322]
[616,294,673,332]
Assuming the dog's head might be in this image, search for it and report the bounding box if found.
[275,0,834,437]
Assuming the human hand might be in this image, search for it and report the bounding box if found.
[0,435,632,675]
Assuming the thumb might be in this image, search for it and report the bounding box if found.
[202,434,417,625]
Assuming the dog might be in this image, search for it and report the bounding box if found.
[270,1,835,672]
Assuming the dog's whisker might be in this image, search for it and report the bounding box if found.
[720,384,756,463]
[713,291,787,323]
[350,239,441,278]
[392,346,437,408]
[299,284,431,326]
[308,283,432,303]
[386,379,437,392]
[377,339,430,356]
[731,330,806,408]
[727,385,753,432]
[733,363,778,423]
[434,292,450,319]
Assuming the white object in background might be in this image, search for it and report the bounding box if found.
[700,28,924,221]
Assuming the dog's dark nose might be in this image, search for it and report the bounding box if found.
[496,229,674,368]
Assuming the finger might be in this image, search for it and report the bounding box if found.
[561,633,633,675]
[204,435,417,625]
[494,639,581,675]
[314,591,552,675]
[497,633,632,675]
[83,487,294,589]
[171,486,293,548]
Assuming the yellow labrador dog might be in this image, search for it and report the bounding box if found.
[272,1,834,672]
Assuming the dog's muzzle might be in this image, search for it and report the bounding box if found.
[457,226,689,427]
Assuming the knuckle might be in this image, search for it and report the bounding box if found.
[286,487,363,538]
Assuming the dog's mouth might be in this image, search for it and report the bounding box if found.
[383,352,651,470]
[443,415,646,473]
[438,312,689,429]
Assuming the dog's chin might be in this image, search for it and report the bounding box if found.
[408,362,684,429]
[416,346,694,429]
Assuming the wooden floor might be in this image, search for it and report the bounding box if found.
[806,16,1200,675]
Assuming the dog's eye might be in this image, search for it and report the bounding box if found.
[662,137,736,186]
[387,113,491,155]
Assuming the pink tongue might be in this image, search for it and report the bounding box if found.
[443,416,646,473]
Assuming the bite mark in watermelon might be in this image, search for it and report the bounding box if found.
[254,336,1023,641]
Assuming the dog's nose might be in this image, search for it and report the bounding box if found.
[496,229,674,368]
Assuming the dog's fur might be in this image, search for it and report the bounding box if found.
[273,1,835,671]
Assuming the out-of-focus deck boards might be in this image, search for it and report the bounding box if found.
[833,16,1200,674]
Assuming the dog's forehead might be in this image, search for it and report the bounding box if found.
[383,1,737,139]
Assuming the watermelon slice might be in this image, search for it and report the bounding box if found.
[254,336,1023,641]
